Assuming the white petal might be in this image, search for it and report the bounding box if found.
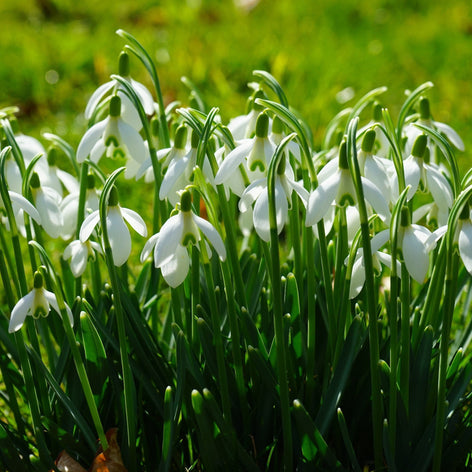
[238,179,266,213]
[117,120,147,163]
[69,243,89,277]
[63,239,81,261]
[361,177,391,224]
[306,172,340,227]
[130,79,155,115]
[403,157,421,201]
[402,227,430,283]
[79,210,100,242]
[107,207,131,267]
[159,154,191,201]
[118,92,143,131]
[9,291,35,332]
[35,188,63,238]
[44,291,74,326]
[76,119,107,163]
[161,245,190,287]
[288,178,309,207]
[121,207,148,237]
[154,214,183,267]
[85,81,114,119]
[56,169,80,194]
[193,215,227,260]
[8,191,41,224]
[425,164,453,210]
[214,140,253,185]
[252,188,271,242]
[364,156,391,202]
[140,233,159,263]
[459,221,472,275]
[349,256,366,299]
[434,121,465,152]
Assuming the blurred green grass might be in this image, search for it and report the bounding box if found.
[0,0,471,160]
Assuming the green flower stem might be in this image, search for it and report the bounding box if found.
[171,286,184,329]
[388,274,399,454]
[399,263,410,414]
[201,256,232,423]
[347,118,383,468]
[0,225,19,299]
[190,244,200,346]
[267,135,297,471]
[432,252,459,472]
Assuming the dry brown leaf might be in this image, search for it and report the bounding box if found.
[51,450,87,472]
[89,428,127,472]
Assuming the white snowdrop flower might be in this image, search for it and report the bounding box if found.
[227,90,268,140]
[215,112,276,196]
[394,134,454,214]
[40,147,79,198]
[9,271,73,333]
[0,190,42,236]
[397,208,437,283]
[60,177,100,240]
[77,95,147,179]
[306,141,390,228]
[30,172,63,239]
[79,187,147,267]
[136,125,189,182]
[84,51,154,131]
[141,190,226,287]
[63,239,102,277]
[358,129,393,204]
[348,229,401,299]
[403,97,464,159]
[238,157,308,242]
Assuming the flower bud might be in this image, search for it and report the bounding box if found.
[118,51,130,77]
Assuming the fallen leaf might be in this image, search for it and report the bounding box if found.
[51,450,87,472]
[89,428,127,472]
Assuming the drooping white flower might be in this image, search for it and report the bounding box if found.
[397,208,437,283]
[141,190,226,287]
[403,97,465,159]
[215,112,276,196]
[306,141,390,228]
[393,134,454,214]
[77,95,147,179]
[84,51,154,131]
[29,172,63,239]
[63,239,102,277]
[79,187,147,267]
[136,125,189,183]
[238,157,308,242]
[9,272,73,333]
[40,147,79,198]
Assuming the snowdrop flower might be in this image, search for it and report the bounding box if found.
[348,229,400,299]
[227,89,268,140]
[0,189,42,235]
[30,172,63,239]
[136,125,189,183]
[79,187,147,267]
[451,204,472,276]
[306,140,390,228]
[397,208,437,283]
[394,134,453,215]
[9,271,73,333]
[404,97,464,159]
[358,129,393,203]
[238,156,308,241]
[215,112,276,196]
[77,95,147,179]
[269,115,301,163]
[63,239,102,277]
[60,174,100,240]
[84,51,154,131]
[40,147,79,198]
[141,190,226,287]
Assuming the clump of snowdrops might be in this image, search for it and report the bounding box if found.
[1,30,472,472]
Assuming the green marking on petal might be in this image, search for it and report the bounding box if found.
[105,136,120,148]
[249,159,266,172]
[113,149,125,159]
[182,232,197,247]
